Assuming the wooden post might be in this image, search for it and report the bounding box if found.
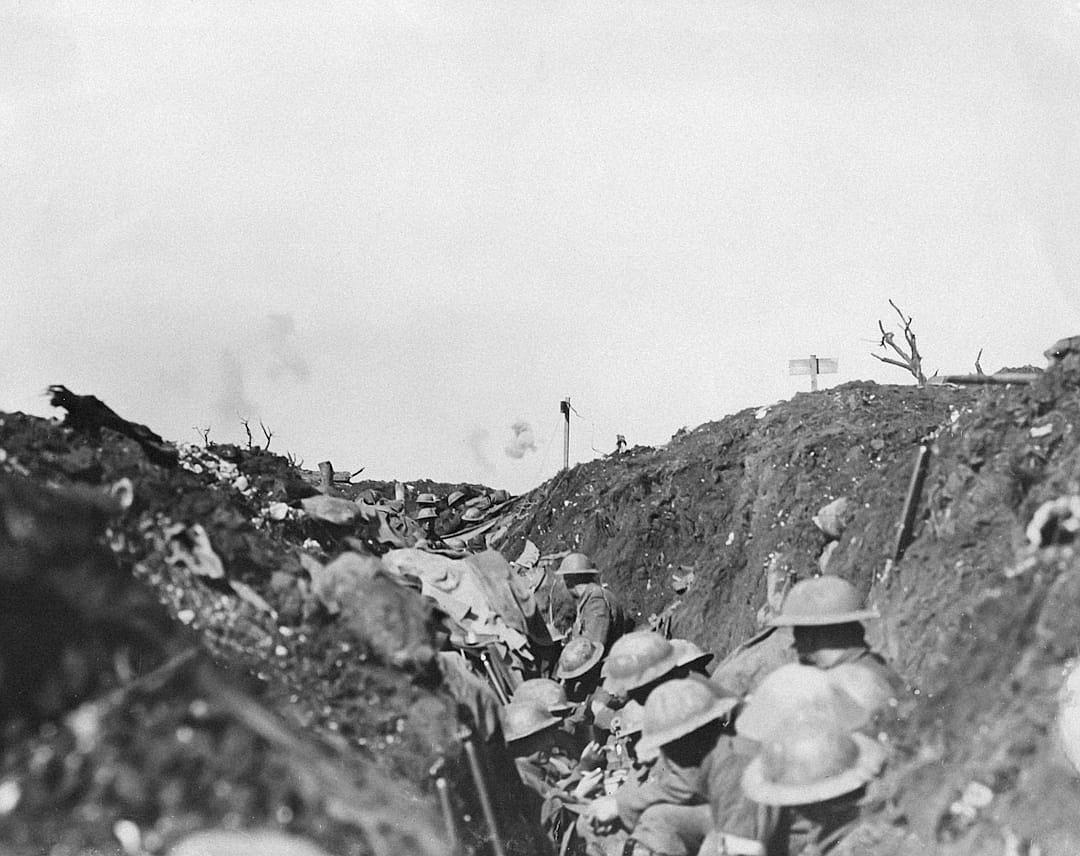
[317,461,333,494]
[810,354,819,392]
[560,397,571,471]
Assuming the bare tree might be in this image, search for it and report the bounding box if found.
[259,420,273,451]
[193,425,211,446]
[974,348,985,376]
[238,415,254,449]
[871,299,927,386]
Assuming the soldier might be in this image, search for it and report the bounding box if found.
[768,576,904,703]
[514,676,593,753]
[557,636,607,742]
[557,553,627,653]
[736,718,887,855]
[602,632,685,705]
[669,638,714,678]
[735,664,871,744]
[586,676,758,856]
[501,701,605,843]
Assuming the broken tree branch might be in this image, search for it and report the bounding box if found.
[870,300,927,386]
[259,420,273,451]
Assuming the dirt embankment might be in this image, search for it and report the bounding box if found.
[505,365,1080,854]
[6,358,1080,855]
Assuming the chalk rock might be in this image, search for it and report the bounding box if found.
[1027,496,1080,547]
[813,497,850,540]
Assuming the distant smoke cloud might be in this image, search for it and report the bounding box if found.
[468,427,495,473]
[213,313,310,424]
[505,420,537,459]
[264,313,311,382]
[215,348,256,420]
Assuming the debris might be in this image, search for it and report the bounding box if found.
[513,539,540,570]
[929,373,1038,386]
[1030,423,1055,438]
[230,580,278,619]
[300,494,361,525]
[47,385,178,466]
[165,524,225,579]
[671,568,695,593]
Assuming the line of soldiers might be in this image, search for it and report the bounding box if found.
[496,554,906,856]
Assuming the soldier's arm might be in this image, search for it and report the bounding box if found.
[578,590,613,649]
[614,758,697,829]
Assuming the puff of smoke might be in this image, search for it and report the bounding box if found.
[505,420,537,459]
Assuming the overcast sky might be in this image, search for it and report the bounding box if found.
[3,1,1080,493]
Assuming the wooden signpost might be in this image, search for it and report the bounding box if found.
[789,355,838,392]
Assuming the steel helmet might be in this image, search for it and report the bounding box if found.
[556,553,600,578]
[769,576,879,626]
[416,507,438,521]
[670,638,714,671]
[601,632,682,694]
[446,490,467,508]
[416,492,437,506]
[827,662,899,717]
[736,663,870,742]
[610,700,645,738]
[513,678,574,716]
[501,701,561,743]
[636,675,741,759]
[741,718,886,806]
[556,636,604,680]
[461,507,485,523]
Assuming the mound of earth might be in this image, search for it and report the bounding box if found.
[504,360,1080,854]
[0,410,486,856]
[7,354,1080,856]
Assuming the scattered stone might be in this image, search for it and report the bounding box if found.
[813,496,850,540]
[113,819,141,855]
[165,524,225,579]
[1027,496,1080,547]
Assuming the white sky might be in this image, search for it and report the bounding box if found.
[3,0,1080,493]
